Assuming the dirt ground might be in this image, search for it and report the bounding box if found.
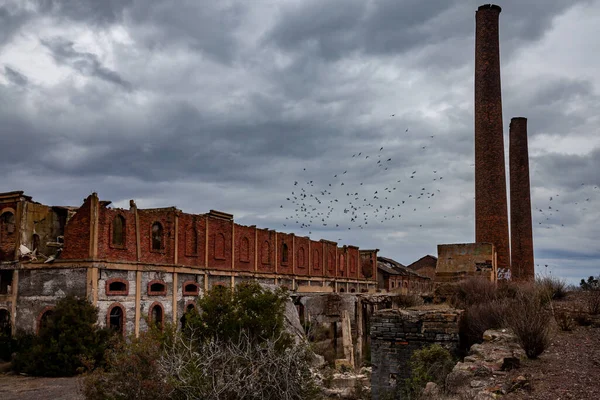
[503,298,600,400]
[0,375,83,400]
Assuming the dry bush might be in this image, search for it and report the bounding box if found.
[537,275,569,301]
[555,311,575,331]
[586,289,600,315]
[504,289,552,359]
[395,293,424,308]
[458,300,509,351]
[450,278,498,309]
[159,332,319,400]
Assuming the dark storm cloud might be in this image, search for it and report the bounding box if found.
[0,0,598,282]
[4,66,28,86]
[40,37,132,90]
[267,0,583,63]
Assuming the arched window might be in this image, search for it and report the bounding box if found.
[313,249,320,271]
[350,288,356,293]
[112,215,125,246]
[328,251,335,272]
[240,237,250,262]
[107,304,125,335]
[151,222,163,251]
[106,278,129,296]
[350,255,356,273]
[32,234,40,252]
[214,233,225,260]
[297,247,305,268]
[0,309,11,337]
[149,302,164,330]
[148,280,167,296]
[1,211,15,235]
[182,281,200,296]
[187,226,199,255]
[281,243,288,263]
[339,254,345,273]
[339,287,345,293]
[261,241,270,265]
[38,308,54,334]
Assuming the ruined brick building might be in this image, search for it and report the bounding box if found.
[0,191,378,337]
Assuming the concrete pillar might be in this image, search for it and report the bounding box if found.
[475,4,511,274]
[509,117,535,281]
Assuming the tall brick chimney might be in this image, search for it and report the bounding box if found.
[509,117,534,281]
[474,4,511,275]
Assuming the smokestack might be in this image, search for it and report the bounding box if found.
[509,117,534,281]
[474,4,511,275]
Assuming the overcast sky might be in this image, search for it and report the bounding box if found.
[1,0,599,284]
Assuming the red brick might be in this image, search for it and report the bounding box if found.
[475,4,511,273]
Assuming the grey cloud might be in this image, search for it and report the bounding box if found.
[35,0,132,26]
[4,66,28,86]
[267,0,585,65]
[0,3,33,47]
[40,37,132,90]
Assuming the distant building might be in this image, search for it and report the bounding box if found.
[377,256,432,293]
[406,255,438,280]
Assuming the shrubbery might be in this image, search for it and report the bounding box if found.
[83,282,319,400]
[13,296,110,377]
[403,344,455,399]
[453,278,554,358]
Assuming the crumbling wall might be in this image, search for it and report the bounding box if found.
[435,243,496,284]
[370,308,461,399]
[15,268,87,332]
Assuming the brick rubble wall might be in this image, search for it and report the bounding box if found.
[370,308,461,399]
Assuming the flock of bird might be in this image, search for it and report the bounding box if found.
[276,122,599,246]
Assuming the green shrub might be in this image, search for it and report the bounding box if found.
[13,296,111,377]
[189,282,290,346]
[403,344,455,398]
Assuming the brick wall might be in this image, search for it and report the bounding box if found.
[234,223,255,272]
[294,236,310,277]
[137,209,176,264]
[277,232,294,275]
[257,229,275,273]
[207,216,232,270]
[62,195,92,259]
[178,214,206,267]
[0,202,18,261]
[310,240,323,277]
[97,207,137,262]
[370,308,461,399]
[324,242,337,278]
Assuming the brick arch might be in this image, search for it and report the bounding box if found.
[312,249,320,270]
[106,302,126,336]
[240,236,250,262]
[147,279,167,296]
[36,306,55,334]
[106,278,129,296]
[148,301,164,331]
[182,281,200,296]
[110,214,126,248]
